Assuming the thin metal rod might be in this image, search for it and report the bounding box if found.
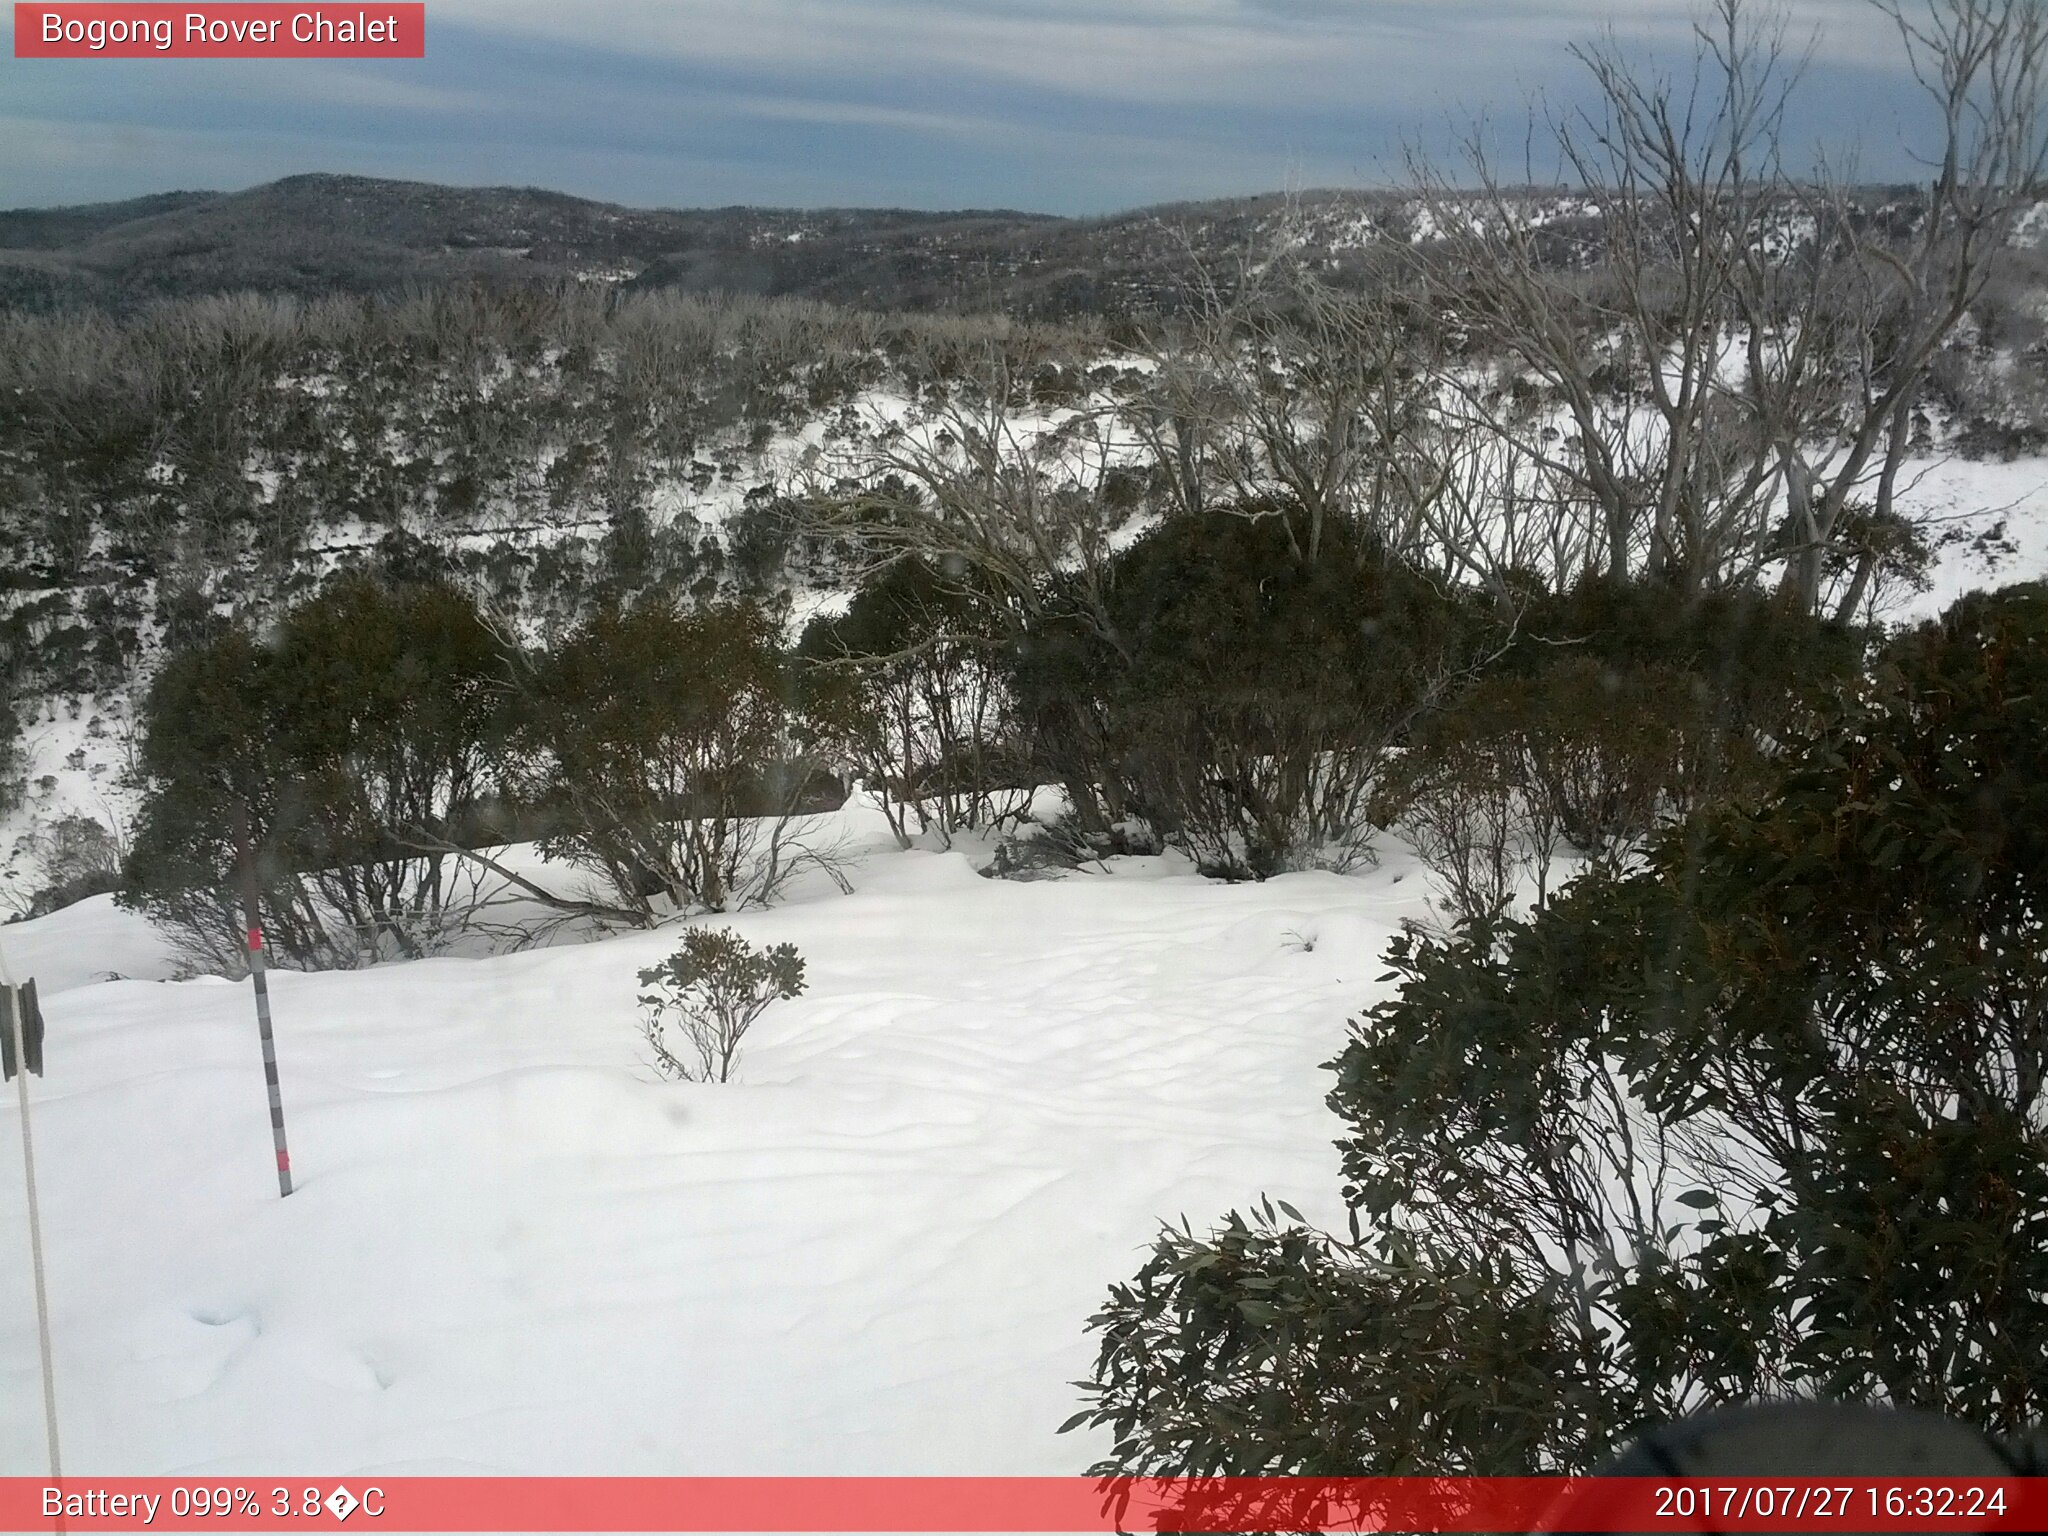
[1,942,62,1480]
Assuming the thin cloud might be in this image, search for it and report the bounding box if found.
[429,0,1894,104]
[0,0,1933,213]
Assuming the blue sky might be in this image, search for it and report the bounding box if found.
[0,0,1934,214]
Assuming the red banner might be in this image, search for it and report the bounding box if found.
[13,4,425,58]
[0,1477,2040,1533]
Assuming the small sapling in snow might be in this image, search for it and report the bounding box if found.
[637,928,806,1083]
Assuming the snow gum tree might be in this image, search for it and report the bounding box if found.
[1411,0,2048,615]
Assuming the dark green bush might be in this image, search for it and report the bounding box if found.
[511,596,832,916]
[1379,577,1869,918]
[122,573,507,970]
[1512,575,1866,748]
[1015,507,1484,877]
[19,813,123,918]
[1073,583,2048,1474]
[799,558,1026,847]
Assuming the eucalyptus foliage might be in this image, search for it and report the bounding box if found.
[1073,584,2048,1473]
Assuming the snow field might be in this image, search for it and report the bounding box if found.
[0,804,1432,1476]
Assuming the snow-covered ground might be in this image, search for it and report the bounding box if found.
[0,803,1429,1476]
[1893,452,2048,617]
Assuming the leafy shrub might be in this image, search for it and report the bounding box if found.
[0,692,21,824]
[123,574,508,971]
[267,573,507,934]
[637,927,806,1083]
[726,498,797,593]
[1513,576,1865,760]
[123,625,306,974]
[1513,658,1706,849]
[20,813,124,918]
[1381,580,1865,920]
[1073,583,2048,1473]
[1380,656,1711,924]
[800,558,1028,848]
[510,597,838,917]
[1016,508,1483,878]
[1374,696,1555,926]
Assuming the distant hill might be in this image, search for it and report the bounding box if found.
[0,172,1415,318]
[4,171,1977,321]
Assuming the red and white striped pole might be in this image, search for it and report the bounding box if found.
[233,803,294,1198]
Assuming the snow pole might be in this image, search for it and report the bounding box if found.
[0,935,61,1481]
[234,803,295,1198]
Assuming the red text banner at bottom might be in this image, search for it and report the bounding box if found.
[0,1477,2041,1533]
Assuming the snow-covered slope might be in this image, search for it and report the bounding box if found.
[0,804,1429,1475]
[1896,453,2048,617]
